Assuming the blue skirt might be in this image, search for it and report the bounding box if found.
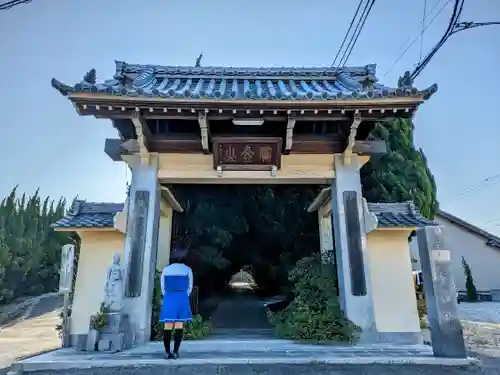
[159,275,192,323]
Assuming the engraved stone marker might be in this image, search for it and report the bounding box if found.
[416,226,467,358]
[343,190,366,296]
[125,190,150,297]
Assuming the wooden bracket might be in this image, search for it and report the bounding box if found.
[131,111,151,165]
[285,116,297,152]
[198,113,210,154]
[343,113,362,165]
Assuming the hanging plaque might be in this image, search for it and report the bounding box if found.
[213,137,282,171]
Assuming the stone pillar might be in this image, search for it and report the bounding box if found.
[330,155,374,331]
[122,163,160,345]
[416,226,467,358]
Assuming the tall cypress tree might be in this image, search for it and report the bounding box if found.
[361,118,438,219]
[0,187,77,302]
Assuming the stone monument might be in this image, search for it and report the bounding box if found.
[416,226,467,358]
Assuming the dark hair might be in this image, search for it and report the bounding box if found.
[170,247,188,263]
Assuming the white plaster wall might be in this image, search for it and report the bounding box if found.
[410,216,500,292]
[71,231,125,335]
[71,215,173,336]
[367,230,420,333]
[157,209,173,270]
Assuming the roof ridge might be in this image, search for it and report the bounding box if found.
[66,199,83,218]
[438,209,500,245]
[114,60,377,74]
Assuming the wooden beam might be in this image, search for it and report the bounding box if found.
[160,186,184,212]
[285,116,296,152]
[197,113,210,154]
[352,140,386,154]
[131,111,151,165]
[343,113,362,164]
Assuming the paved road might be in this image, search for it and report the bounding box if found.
[0,294,61,372]
[458,303,500,325]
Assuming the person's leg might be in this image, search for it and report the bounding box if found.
[163,323,174,356]
[173,322,184,356]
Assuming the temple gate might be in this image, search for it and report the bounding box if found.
[52,61,437,346]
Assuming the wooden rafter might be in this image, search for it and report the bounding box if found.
[285,115,296,152]
[197,113,210,154]
[131,111,151,165]
[343,113,363,165]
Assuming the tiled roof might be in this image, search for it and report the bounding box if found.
[437,210,500,249]
[52,199,434,231]
[51,61,437,102]
[367,202,435,228]
[51,201,124,229]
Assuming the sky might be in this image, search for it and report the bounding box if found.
[0,0,499,235]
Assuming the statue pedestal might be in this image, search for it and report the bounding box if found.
[83,312,133,352]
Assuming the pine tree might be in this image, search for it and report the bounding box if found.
[361,118,438,219]
[461,257,478,302]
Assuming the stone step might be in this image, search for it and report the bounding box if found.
[11,340,478,373]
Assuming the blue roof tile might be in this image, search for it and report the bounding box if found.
[52,199,433,230]
[51,201,124,229]
[367,202,435,228]
[51,61,437,102]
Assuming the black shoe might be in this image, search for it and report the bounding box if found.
[172,352,179,359]
[166,352,175,359]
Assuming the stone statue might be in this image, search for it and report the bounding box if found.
[103,252,124,312]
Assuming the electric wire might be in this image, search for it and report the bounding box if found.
[442,172,500,203]
[419,0,428,61]
[410,0,464,80]
[383,0,452,77]
[331,0,365,68]
[0,0,31,10]
[338,0,376,67]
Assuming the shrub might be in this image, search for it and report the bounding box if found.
[268,253,359,343]
[90,303,110,331]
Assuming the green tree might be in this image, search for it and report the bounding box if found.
[461,257,478,302]
[361,118,438,219]
[170,184,320,298]
[0,187,77,303]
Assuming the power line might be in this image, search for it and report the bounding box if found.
[410,0,465,80]
[0,0,31,10]
[338,0,376,67]
[331,0,364,68]
[443,172,500,203]
[383,0,452,77]
[386,0,445,67]
[419,0,428,62]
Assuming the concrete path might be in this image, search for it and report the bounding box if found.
[458,302,500,325]
[210,293,274,338]
[0,294,62,371]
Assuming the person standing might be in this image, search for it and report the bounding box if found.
[159,247,193,359]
